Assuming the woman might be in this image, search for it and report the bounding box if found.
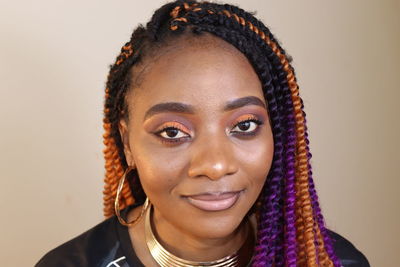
[36,1,369,266]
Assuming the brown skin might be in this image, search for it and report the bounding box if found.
[119,34,274,266]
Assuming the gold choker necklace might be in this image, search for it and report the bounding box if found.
[144,203,254,267]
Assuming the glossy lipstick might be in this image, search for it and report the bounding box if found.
[185,191,242,211]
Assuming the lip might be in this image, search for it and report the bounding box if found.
[184,191,243,212]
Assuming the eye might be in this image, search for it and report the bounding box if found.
[158,127,189,139]
[230,117,263,135]
[154,122,191,143]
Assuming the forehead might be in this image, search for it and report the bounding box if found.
[128,33,264,114]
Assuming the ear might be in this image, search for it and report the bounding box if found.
[118,119,135,168]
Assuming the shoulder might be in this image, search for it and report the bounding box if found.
[327,229,370,267]
[35,216,128,267]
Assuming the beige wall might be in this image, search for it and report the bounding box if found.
[1,0,399,266]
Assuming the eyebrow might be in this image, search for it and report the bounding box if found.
[224,96,266,111]
[144,102,195,120]
[144,96,266,120]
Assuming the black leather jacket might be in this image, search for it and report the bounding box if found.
[36,211,369,267]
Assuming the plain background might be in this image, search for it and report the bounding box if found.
[1,0,399,266]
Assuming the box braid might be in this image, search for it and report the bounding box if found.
[102,1,340,266]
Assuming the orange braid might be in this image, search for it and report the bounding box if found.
[102,43,136,218]
[316,224,334,266]
[170,2,200,30]
[102,118,120,217]
[102,111,135,217]
[116,44,134,66]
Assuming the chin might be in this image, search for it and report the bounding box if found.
[182,207,249,240]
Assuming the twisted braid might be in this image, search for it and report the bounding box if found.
[102,1,338,265]
[282,96,298,266]
[103,35,144,216]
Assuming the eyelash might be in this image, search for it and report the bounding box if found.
[154,123,190,144]
[230,117,263,136]
[154,116,263,144]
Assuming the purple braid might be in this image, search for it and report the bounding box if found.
[282,107,298,265]
[250,52,286,266]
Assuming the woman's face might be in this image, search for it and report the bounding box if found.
[120,35,274,240]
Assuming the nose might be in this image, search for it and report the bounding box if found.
[187,134,238,180]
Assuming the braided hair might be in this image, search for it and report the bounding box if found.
[102,1,340,266]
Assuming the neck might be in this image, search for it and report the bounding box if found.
[151,206,248,262]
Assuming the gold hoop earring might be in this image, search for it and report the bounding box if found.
[115,167,149,227]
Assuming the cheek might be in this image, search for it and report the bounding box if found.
[238,133,274,184]
[130,136,189,200]
[240,136,274,208]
